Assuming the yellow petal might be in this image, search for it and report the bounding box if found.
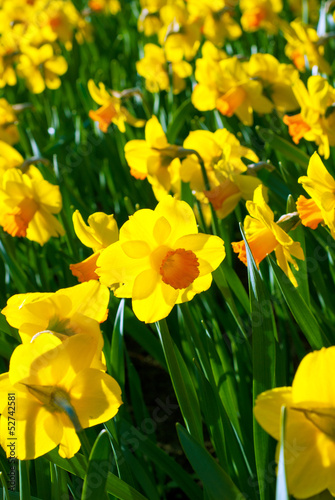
[155,196,198,244]
[132,280,178,323]
[292,347,335,406]
[70,368,122,427]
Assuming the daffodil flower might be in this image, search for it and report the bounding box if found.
[2,281,110,344]
[240,0,283,33]
[254,346,335,498]
[297,152,335,237]
[186,0,241,47]
[16,44,68,94]
[282,76,335,159]
[96,196,225,323]
[70,210,119,283]
[0,333,122,460]
[0,98,19,145]
[283,20,331,74]
[180,129,262,218]
[232,185,304,287]
[192,56,273,125]
[0,167,64,245]
[88,80,145,133]
[136,44,192,95]
[124,115,182,200]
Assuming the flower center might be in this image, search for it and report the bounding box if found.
[291,50,305,70]
[243,7,266,28]
[2,197,38,237]
[216,86,247,117]
[283,113,311,144]
[204,180,240,210]
[160,248,199,289]
[89,102,117,133]
[26,384,82,431]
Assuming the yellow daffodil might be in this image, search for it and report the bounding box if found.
[36,0,84,49]
[0,167,64,245]
[124,115,182,200]
[186,0,241,47]
[2,280,110,371]
[180,129,262,218]
[246,53,299,113]
[136,44,192,95]
[88,80,145,133]
[283,20,331,74]
[96,196,226,323]
[0,98,19,144]
[137,0,166,35]
[192,56,273,125]
[0,333,122,460]
[296,195,324,230]
[158,2,201,62]
[240,0,283,33]
[283,76,335,159]
[254,346,335,498]
[297,152,335,237]
[16,44,68,94]
[70,210,119,283]
[88,0,121,14]
[232,185,304,287]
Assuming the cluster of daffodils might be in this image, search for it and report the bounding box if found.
[0,0,120,93]
[0,281,122,459]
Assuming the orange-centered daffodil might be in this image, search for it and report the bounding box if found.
[96,196,225,323]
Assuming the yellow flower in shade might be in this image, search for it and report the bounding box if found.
[96,196,226,323]
[16,44,68,94]
[70,210,119,283]
[124,115,182,200]
[0,333,122,460]
[186,0,241,47]
[0,46,17,89]
[239,0,283,33]
[180,129,262,218]
[254,346,335,498]
[136,44,192,95]
[246,54,299,113]
[88,80,145,133]
[2,280,110,370]
[0,168,64,245]
[283,76,335,159]
[192,56,273,125]
[297,152,335,237]
[283,20,331,74]
[232,185,304,287]
[0,99,19,145]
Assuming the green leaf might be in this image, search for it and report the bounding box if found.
[118,419,202,500]
[81,430,110,500]
[177,424,244,500]
[268,257,330,349]
[256,128,309,169]
[44,450,148,500]
[110,299,125,391]
[156,319,203,444]
[18,461,31,500]
[240,225,276,500]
